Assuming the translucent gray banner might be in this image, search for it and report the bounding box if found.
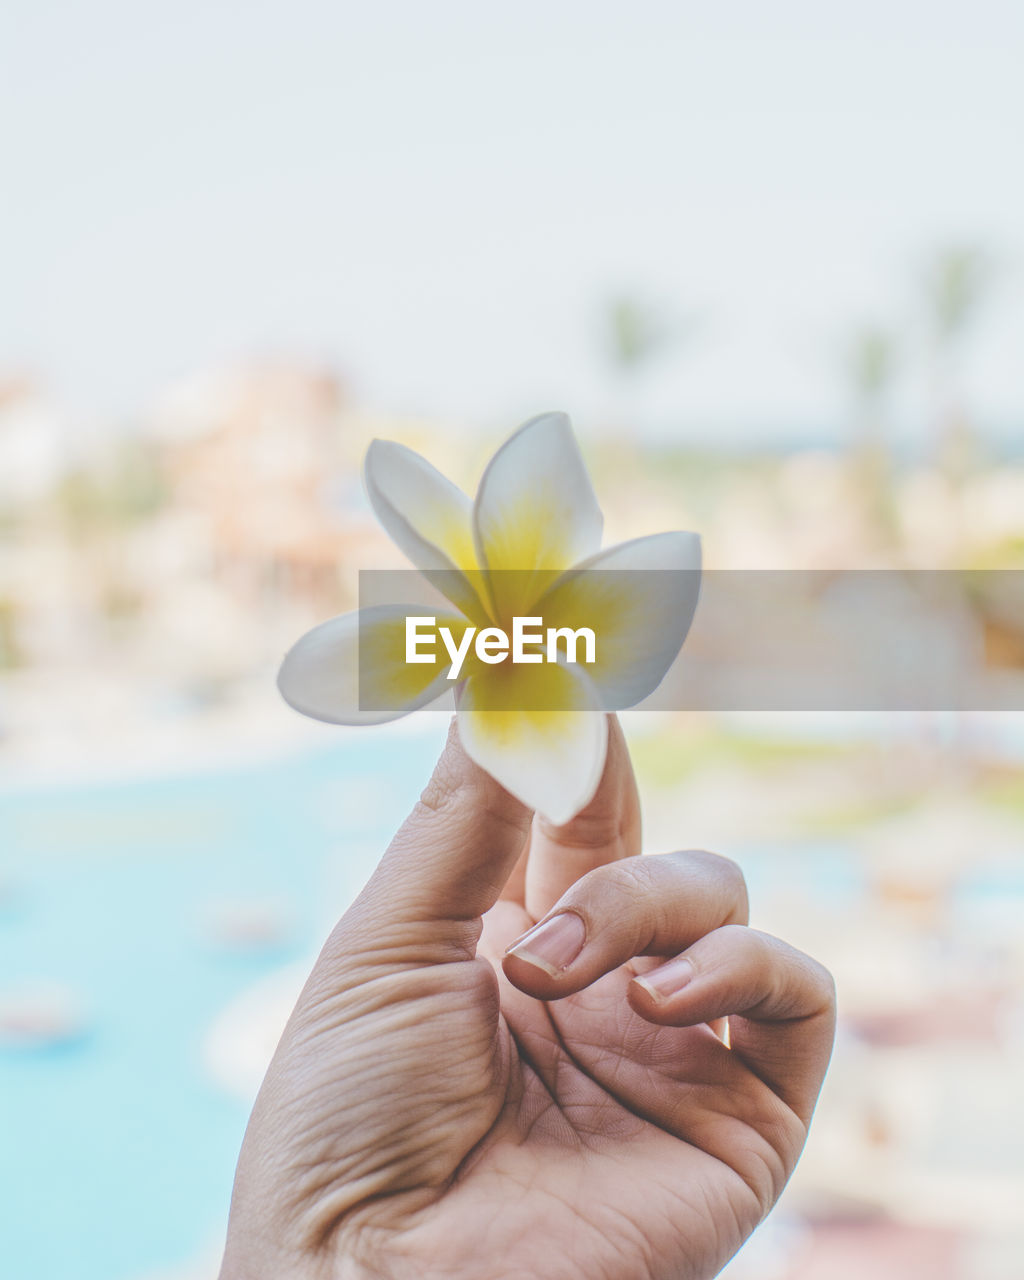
[357,569,1024,712]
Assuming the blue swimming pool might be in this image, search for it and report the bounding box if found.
[0,726,446,1280]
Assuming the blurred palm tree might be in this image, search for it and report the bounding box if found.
[600,293,702,455]
[844,324,900,543]
[592,292,701,498]
[847,325,900,435]
[603,293,703,384]
[927,245,990,350]
[923,245,991,480]
[606,295,676,375]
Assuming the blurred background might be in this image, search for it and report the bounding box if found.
[2,3,1023,1277]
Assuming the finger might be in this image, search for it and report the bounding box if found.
[629,926,836,1124]
[504,849,748,993]
[339,718,532,956]
[523,715,640,919]
[497,843,529,905]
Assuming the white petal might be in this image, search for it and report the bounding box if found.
[456,663,608,825]
[472,413,603,617]
[364,439,486,619]
[364,439,477,570]
[277,606,458,725]
[535,531,702,709]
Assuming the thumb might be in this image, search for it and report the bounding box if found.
[339,718,532,956]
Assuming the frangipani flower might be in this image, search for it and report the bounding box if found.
[278,413,701,824]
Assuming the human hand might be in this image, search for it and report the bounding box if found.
[221,717,835,1280]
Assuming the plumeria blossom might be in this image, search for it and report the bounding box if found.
[278,413,701,824]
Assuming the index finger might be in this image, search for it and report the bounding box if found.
[520,714,641,919]
[504,850,834,1123]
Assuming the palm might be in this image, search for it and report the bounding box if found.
[327,895,803,1280]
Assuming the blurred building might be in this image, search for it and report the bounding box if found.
[151,361,372,617]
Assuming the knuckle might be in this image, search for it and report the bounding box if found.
[756,932,838,1018]
[807,956,837,1010]
[417,759,464,816]
[716,921,753,951]
[700,848,747,892]
[535,799,624,850]
[415,751,525,837]
[417,720,483,815]
[580,856,656,910]
[677,848,750,921]
[568,858,660,953]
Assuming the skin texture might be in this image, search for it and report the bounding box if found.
[221,717,836,1280]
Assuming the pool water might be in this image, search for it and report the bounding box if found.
[0,727,444,1280]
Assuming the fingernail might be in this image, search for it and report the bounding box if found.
[505,913,586,976]
[633,956,694,1003]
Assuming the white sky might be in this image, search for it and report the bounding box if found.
[3,1,1023,446]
